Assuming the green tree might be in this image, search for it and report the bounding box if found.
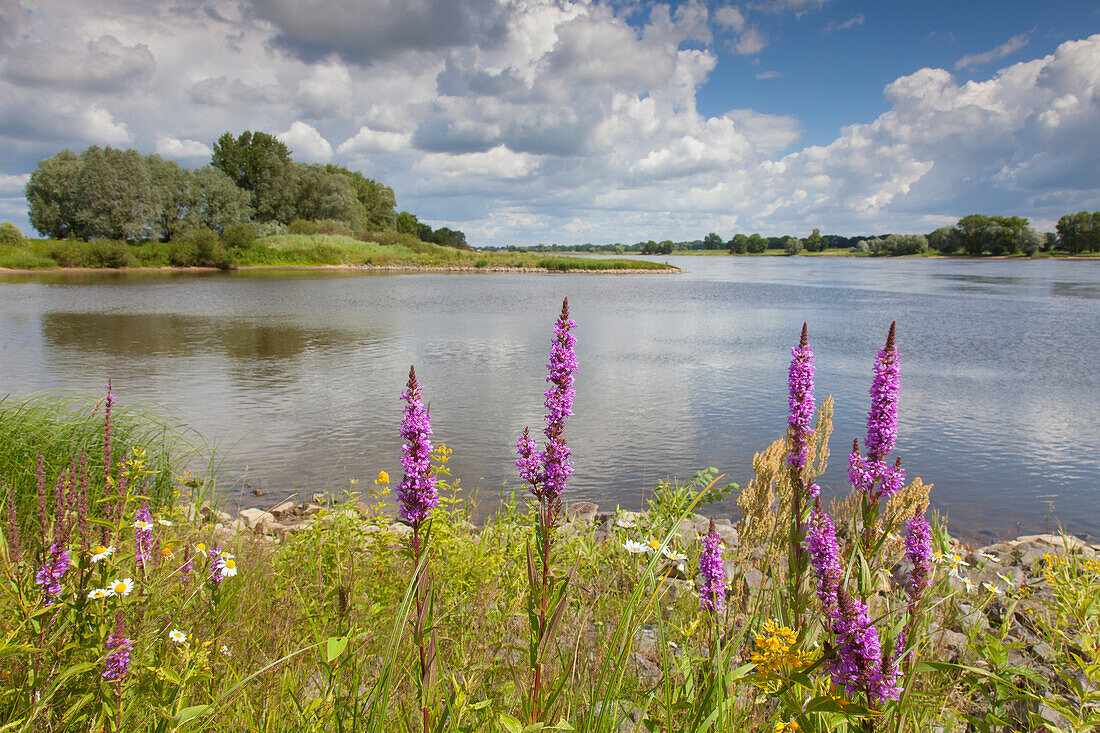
[324,164,396,230]
[73,146,155,241]
[395,211,419,236]
[727,233,748,254]
[746,233,766,254]
[1056,211,1100,254]
[803,228,826,252]
[149,158,251,240]
[703,232,723,249]
[784,236,803,256]
[25,149,83,239]
[432,227,468,250]
[928,226,962,254]
[211,131,296,223]
[0,222,24,246]
[293,163,362,227]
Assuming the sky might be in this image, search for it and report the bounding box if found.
[0,0,1098,246]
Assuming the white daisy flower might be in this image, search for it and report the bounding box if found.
[219,556,238,577]
[950,553,971,567]
[157,519,173,527]
[194,543,208,556]
[963,576,976,593]
[615,516,636,528]
[91,545,115,563]
[982,582,1004,596]
[977,551,997,562]
[623,540,649,554]
[663,548,687,562]
[996,572,1016,588]
[107,578,134,597]
[133,520,153,532]
[169,629,187,644]
[647,539,662,553]
[87,588,110,600]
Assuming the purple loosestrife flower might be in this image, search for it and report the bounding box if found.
[34,543,72,605]
[398,366,438,529]
[865,323,900,461]
[516,298,579,505]
[698,517,726,613]
[208,544,224,586]
[806,499,842,613]
[904,506,934,603]
[828,588,898,701]
[787,323,816,473]
[103,611,132,681]
[133,505,153,567]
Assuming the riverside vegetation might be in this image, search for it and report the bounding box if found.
[1,305,1097,732]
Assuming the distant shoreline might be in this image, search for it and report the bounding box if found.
[0,262,681,275]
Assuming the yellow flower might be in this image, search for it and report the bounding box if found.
[107,578,134,597]
[87,588,110,600]
[160,545,174,559]
[375,471,389,485]
[775,721,799,732]
[91,545,114,562]
[169,629,187,644]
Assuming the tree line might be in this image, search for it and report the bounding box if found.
[19,131,467,248]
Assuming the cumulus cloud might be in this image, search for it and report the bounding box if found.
[189,76,284,107]
[277,121,333,162]
[713,6,746,32]
[337,126,412,154]
[156,137,211,159]
[955,33,1029,70]
[0,99,131,145]
[415,145,537,179]
[734,28,767,55]
[3,35,155,92]
[296,60,353,118]
[0,172,29,195]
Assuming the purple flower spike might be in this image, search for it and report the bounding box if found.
[698,517,726,613]
[103,611,132,680]
[807,499,842,613]
[865,322,900,463]
[787,323,816,472]
[904,506,933,603]
[398,366,438,529]
[517,298,578,504]
[34,542,72,605]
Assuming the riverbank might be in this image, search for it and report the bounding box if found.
[0,233,679,273]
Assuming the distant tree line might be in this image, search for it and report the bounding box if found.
[19,131,467,248]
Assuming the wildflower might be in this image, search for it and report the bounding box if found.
[806,499,842,613]
[623,540,649,554]
[976,550,996,562]
[91,544,115,563]
[962,576,976,593]
[375,471,389,485]
[168,629,187,644]
[904,507,934,604]
[133,505,153,566]
[663,548,687,562]
[87,588,110,600]
[103,611,132,681]
[160,545,173,559]
[220,645,231,657]
[156,518,173,527]
[614,514,636,528]
[515,298,578,505]
[982,582,1004,595]
[34,543,72,606]
[996,571,1015,588]
[208,545,224,586]
[219,556,238,578]
[750,620,811,674]
[787,323,816,475]
[647,539,661,553]
[397,366,438,530]
[698,518,726,613]
[775,721,800,732]
[194,542,207,556]
[850,324,906,500]
[828,588,899,702]
[107,578,134,597]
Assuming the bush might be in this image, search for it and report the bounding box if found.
[288,219,320,235]
[0,222,25,246]
[222,222,256,250]
[851,240,871,255]
[84,239,137,268]
[312,219,354,236]
[784,237,803,256]
[168,228,234,269]
[359,229,424,249]
[252,220,287,238]
[46,240,85,267]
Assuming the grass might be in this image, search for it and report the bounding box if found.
[0,234,678,273]
[1,391,1096,731]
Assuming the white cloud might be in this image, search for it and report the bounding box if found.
[3,35,155,92]
[415,145,537,179]
[155,137,211,159]
[734,28,767,55]
[755,70,782,79]
[714,6,746,32]
[955,34,1029,70]
[296,60,353,118]
[824,14,864,32]
[336,126,412,154]
[276,121,333,162]
[0,173,29,195]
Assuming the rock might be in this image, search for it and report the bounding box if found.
[593,519,615,543]
[386,522,413,537]
[300,503,324,516]
[1038,703,1073,730]
[251,488,268,497]
[212,520,246,545]
[742,568,767,593]
[238,508,276,533]
[566,502,599,523]
[1031,642,1057,663]
[270,499,298,519]
[713,519,738,547]
[1015,533,1087,550]
[200,502,232,525]
[956,603,989,634]
[929,629,969,662]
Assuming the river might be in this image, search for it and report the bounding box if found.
[1,255,1097,542]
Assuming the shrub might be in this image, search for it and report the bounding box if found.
[288,219,320,235]
[0,221,25,246]
[312,218,354,236]
[222,222,256,250]
[168,228,234,269]
[784,237,803,256]
[84,239,137,268]
[252,220,287,238]
[46,240,85,267]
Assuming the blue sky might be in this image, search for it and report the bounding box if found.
[0,0,1098,245]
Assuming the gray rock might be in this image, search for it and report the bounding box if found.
[238,508,276,533]
[1038,703,1073,730]
[270,499,298,519]
[956,603,989,634]
[200,502,232,525]
[1015,533,1087,550]
[566,501,599,523]
[300,502,324,516]
[386,522,413,537]
[1030,642,1057,663]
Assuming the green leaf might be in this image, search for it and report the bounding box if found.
[171,705,213,723]
[326,635,349,663]
[497,712,523,733]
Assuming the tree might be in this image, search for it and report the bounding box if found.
[395,211,419,236]
[293,163,362,227]
[928,226,962,254]
[746,233,766,254]
[1056,211,1100,254]
[149,157,251,239]
[1017,227,1043,256]
[0,222,24,246]
[728,233,748,254]
[325,165,396,230]
[211,131,295,223]
[73,146,155,241]
[784,236,803,256]
[432,227,468,250]
[703,232,723,250]
[803,228,826,252]
[26,149,82,239]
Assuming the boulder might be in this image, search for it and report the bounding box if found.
[238,508,276,533]
[566,501,599,524]
[270,499,298,520]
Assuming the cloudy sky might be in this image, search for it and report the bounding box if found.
[0,0,1098,245]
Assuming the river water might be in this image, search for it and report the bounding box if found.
[1,256,1097,541]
